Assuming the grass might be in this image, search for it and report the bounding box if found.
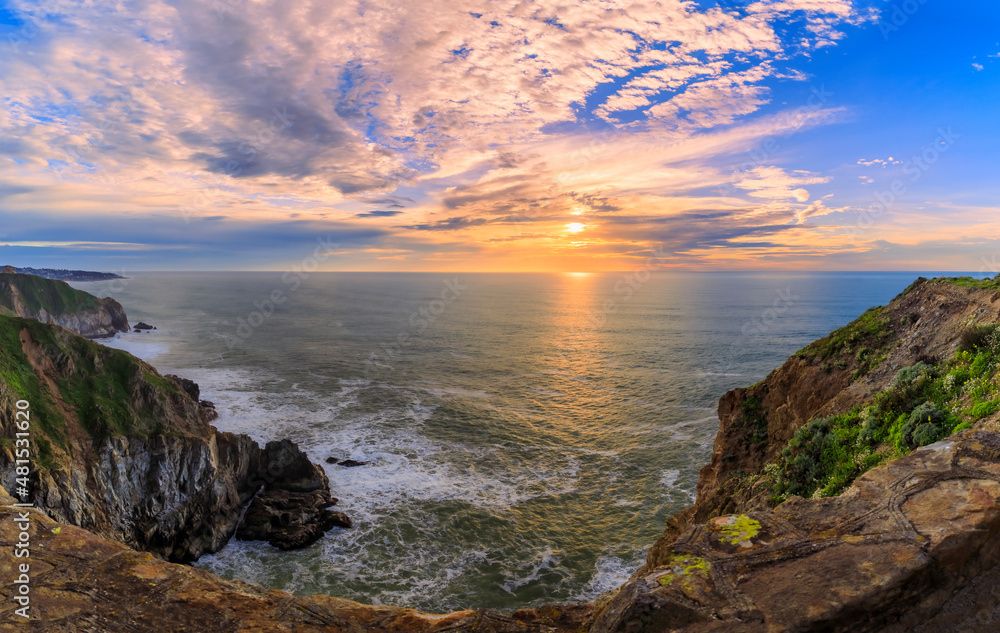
[770,324,1000,502]
[936,275,1000,291]
[0,272,101,315]
[0,315,183,467]
[739,396,769,445]
[797,306,895,380]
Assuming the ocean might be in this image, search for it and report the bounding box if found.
[69,270,968,612]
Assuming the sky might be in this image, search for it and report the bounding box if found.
[0,0,998,272]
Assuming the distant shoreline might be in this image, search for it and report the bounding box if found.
[12,267,126,282]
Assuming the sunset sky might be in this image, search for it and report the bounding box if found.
[1,0,998,272]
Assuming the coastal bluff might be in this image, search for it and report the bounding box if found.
[8,275,1000,631]
[0,313,345,562]
[0,271,129,339]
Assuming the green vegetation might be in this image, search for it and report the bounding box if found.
[0,315,182,467]
[739,396,768,445]
[797,306,895,380]
[0,272,101,315]
[771,324,1000,501]
[936,275,1000,291]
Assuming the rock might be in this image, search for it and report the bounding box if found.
[0,318,340,563]
[134,321,156,330]
[593,432,1000,632]
[260,439,329,492]
[339,459,368,467]
[644,276,1000,575]
[236,489,349,550]
[166,374,200,401]
[325,456,340,464]
[0,272,130,338]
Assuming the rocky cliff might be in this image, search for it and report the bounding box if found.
[0,272,129,339]
[0,314,342,562]
[592,275,1000,630]
[8,275,1000,632]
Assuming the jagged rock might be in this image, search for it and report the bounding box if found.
[592,432,1000,632]
[340,459,368,467]
[260,439,329,492]
[645,277,1000,573]
[0,316,338,563]
[166,374,200,401]
[134,321,156,330]
[236,489,350,550]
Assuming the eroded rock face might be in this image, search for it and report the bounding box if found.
[0,321,345,562]
[592,432,1000,633]
[645,278,1000,574]
[0,273,130,339]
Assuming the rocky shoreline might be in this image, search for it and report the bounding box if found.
[7,274,1000,630]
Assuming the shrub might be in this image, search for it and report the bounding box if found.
[959,324,998,353]
[969,399,1000,420]
[894,362,933,386]
[897,402,948,450]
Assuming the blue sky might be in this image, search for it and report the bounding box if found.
[0,0,998,272]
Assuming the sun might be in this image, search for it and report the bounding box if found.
[565,222,586,233]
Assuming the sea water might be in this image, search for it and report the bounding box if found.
[70,271,965,612]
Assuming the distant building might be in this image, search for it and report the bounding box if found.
[1,265,16,274]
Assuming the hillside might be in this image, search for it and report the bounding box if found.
[0,314,345,562]
[0,272,129,338]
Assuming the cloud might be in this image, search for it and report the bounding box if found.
[0,0,880,269]
[857,157,902,167]
[973,63,985,71]
[733,166,831,203]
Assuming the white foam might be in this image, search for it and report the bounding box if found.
[572,555,643,601]
[98,331,169,361]
[660,469,681,489]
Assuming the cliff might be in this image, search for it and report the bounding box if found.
[0,272,129,339]
[0,314,342,562]
[591,275,1000,630]
[8,275,1000,632]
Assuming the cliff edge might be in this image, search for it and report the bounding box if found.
[0,272,129,339]
[0,314,344,562]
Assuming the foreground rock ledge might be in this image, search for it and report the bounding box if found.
[591,431,1000,633]
[0,487,590,632]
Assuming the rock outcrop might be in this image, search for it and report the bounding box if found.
[0,271,129,339]
[591,432,1000,632]
[644,276,1000,572]
[0,314,345,562]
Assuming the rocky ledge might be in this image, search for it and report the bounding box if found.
[592,431,1000,632]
